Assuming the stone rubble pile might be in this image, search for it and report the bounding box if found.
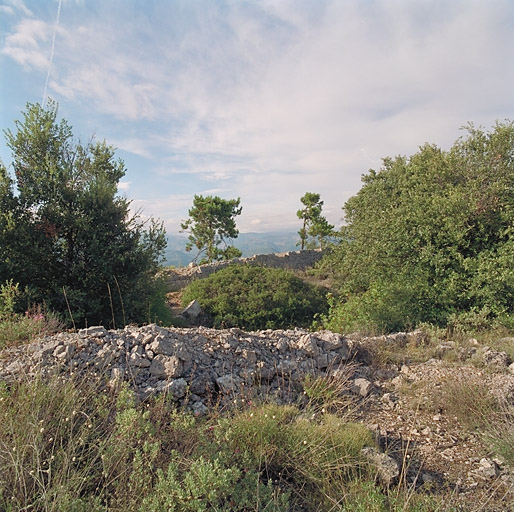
[0,324,380,413]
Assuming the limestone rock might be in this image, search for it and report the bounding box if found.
[79,326,107,337]
[216,374,241,393]
[361,447,399,486]
[470,458,500,480]
[149,355,183,379]
[351,377,372,397]
[182,300,203,321]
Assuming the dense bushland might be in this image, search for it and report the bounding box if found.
[320,121,514,333]
[0,102,168,328]
[181,265,329,330]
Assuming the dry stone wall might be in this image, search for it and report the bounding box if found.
[162,249,325,291]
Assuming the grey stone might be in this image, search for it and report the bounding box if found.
[168,378,187,399]
[182,300,203,321]
[216,374,241,393]
[149,355,183,379]
[482,349,509,369]
[148,337,173,356]
[315,331,344,351]
[361,447,399,486]
[129,351,151,368]
[351,378,372,397]
[297,334,319,355]
[191,401,209,416]
[277,339,289,352]
[316,353,329,369]
[79,326,107,337]
[471,458,500,479]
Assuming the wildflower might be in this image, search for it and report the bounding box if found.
[303,440,307,445]
[72,456,76,462]
[40,427,45,433]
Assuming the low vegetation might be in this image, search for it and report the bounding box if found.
[0,369,450,512]
[181,265,329,330]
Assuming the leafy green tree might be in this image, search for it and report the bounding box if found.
[1,101,167,327]
[181,195,242,263]
[297,192,334,249]
[181,265,328,330]
[320,121,514,333]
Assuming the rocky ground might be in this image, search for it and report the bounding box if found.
[0,323,513,511]
[361,354,514,510]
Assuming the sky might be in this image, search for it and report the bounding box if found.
[1,0,514,235]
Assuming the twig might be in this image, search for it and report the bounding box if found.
[62,286,76,332]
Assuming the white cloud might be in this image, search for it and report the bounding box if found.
[1,19,50,70]
[117,181,131,191]
[0,0,32,16]
[2,0,513,234]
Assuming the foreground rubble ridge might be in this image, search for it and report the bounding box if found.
[0,324,367,407]
[1,325,512,407]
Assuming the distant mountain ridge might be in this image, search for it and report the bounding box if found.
[164,232,300,267]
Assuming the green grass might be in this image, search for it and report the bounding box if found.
[435,378,514,468]
[0,281,63,349]
[0,372,453,512]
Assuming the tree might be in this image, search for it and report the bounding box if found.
[180,195,242,263]
[1,101,167,327]
[320,121,514,333]
[297,192,334,249]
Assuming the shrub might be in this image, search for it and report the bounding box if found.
[321,121,514,332]
[181,265,328,330]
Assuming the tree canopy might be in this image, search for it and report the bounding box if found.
[320,121,514,333]
[1,101,167,327]
[181,195,242,263]
[297,192,334,249]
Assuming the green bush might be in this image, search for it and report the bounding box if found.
[321,121,514,333]
[181,265,328,330]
